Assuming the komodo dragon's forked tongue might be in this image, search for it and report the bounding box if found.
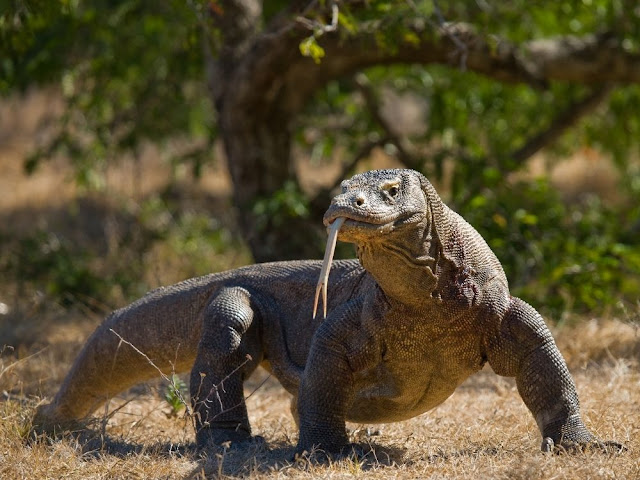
[313,216,346,319]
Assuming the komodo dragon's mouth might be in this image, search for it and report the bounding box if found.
[312,214,405,319]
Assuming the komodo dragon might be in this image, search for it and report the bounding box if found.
[34,168,613,455]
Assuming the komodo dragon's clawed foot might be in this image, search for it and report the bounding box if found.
[541,437,627,455]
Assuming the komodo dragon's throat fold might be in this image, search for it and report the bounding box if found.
[313,216,345,319]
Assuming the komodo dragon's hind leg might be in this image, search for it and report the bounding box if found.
[190,286,263,448]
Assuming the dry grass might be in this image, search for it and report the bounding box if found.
[1,314,638,480]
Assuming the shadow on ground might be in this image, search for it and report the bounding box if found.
[190,441,407,478]
[32,426,411,478]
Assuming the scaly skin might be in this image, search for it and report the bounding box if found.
[34,168,608,455]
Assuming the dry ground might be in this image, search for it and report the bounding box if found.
[1,314,639,480]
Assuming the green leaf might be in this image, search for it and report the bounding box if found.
[299,36,326,64]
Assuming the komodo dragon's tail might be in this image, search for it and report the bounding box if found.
[32,276,216,434]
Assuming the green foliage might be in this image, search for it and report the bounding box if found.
[580,87,640,167]
[138,194,250,278]
[461,177,640,318]
[164,374,188,415]
[0,190,249,308]
[252,181,311,230]
[2,0,216,187]
[299,36,326,64]
[3,230,108,307]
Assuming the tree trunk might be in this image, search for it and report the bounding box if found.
[208,6,326,261]
[218,98,323,262]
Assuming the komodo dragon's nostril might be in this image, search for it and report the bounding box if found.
[354,195,366,207]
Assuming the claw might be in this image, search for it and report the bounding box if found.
[313,217,346,319]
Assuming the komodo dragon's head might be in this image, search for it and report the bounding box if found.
[313,169,439,318]
[324,168,432,241]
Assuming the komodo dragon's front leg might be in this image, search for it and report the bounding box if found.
[486,297,594,451]
[190,286,263,447]
[296,299,372,455]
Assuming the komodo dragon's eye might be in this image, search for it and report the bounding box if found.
[381,180,400,200]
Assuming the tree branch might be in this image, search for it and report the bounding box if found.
[428,85,613,180]
[353,73,422,171]
[279,23,640,114]
[524,32,640,83]
[213,0,640,135]
[510,85,613,163]
[429,0,468,70]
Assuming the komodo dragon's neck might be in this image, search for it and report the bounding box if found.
[356,196,451,309]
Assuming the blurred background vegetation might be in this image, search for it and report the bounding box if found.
[1,0,640,325]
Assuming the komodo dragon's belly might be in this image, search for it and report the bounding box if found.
[346,328,485,424]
